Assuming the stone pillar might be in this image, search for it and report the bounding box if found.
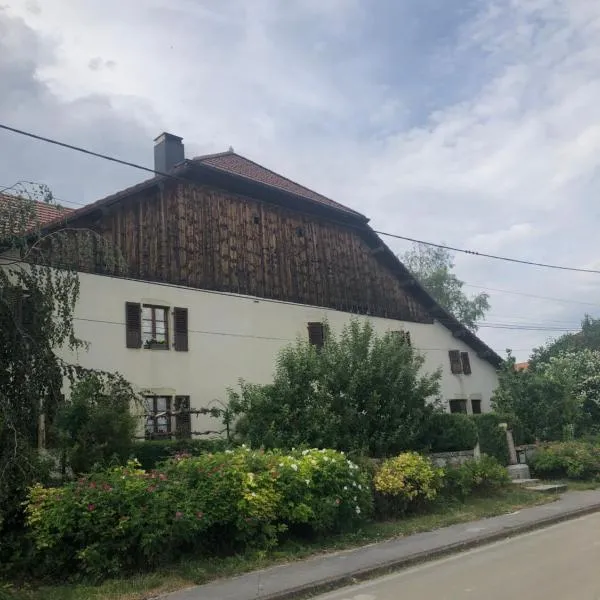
[506,428,518,466]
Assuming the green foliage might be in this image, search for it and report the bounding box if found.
[530,315,600,368]
[373,452,443,517]
[25,448,372,580]
[228,320,441,457]
[401,243,490,331]
[53,373,139,475]
[471,413,515,465]
[442,456,510,501]
[131,438,234,470]
[530,442,600,480]
[495,349,600,441]
[420,412,478,452]
[492,352,562,442]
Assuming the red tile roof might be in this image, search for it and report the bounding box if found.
[514,362,529,371]
[0,192,73,228]
[195,151,365,218]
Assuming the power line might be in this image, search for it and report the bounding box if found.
[2,122,600,276]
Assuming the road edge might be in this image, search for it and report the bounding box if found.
[254,501,600,600]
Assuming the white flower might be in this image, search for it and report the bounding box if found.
[291,463,298,471]
[343,486,348,491]
[279,463,284,467]
[358,484,362,490]
[352,481,357,487]
[355,506,361,515]
[305,479,310,486]
[302,449,309,456]
[225,450,233,454]
[353,496,357,501]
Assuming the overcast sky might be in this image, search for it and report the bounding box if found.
[2,0,600,360]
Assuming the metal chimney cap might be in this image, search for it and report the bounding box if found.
[154,132,183,144]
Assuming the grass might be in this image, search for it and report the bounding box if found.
[4,487,555,600]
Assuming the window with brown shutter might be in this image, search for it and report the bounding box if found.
[449,349,462,374]
[125,302,142,348]
[144,396,172,438]
[461,351,472,375]
[307,322,325,348]
[449,399,467,414]
[173,307,189,352]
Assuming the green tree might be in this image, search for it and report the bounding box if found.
[492,350,600,441]
[401,243,490,331]
[54,373,139,475]
[228,319,442,457]
[0,183,127,549]
[530,315,600,368]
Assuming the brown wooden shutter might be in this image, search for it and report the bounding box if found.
[175,396,191,438]
[471,399,482,414]
[173,307,189,351]
[449,349,462,374]
[461,351,472,375]
[125,302,142,348]
[307,322,325,348]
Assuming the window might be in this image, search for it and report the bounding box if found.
[142,305,169,349]
[461,352,472,375]
[307,322,325,348]
[471,399,482,414]
[144,396,171,438]
[449,399,467,414]
[448,350,462,374]
[174,396,191,439]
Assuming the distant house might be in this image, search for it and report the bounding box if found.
[515,362,529,371]
[0,192,72,228]
[5,133,502,437]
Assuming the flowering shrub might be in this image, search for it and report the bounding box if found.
[442,456,510,500]
[373,452,443,517]
[530,441,600,480]
[25,448,371,579]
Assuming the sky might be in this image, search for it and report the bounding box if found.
[2,0,600,360]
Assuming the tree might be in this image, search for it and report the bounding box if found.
[492,350,600,441]
[0,183,130,548]
[530,315,600,368]
[228,319,442,457]
[53,373,138,475]
[401,243,490,331]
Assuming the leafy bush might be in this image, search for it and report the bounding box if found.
[471,413,524,465]
[530,441,600,480]
[443,456,510,501]
[420,412,478,452]
[228,320,441,457]
[132,438,234,470]
[25,447,371,580]
[53,373,139,475]
[373,452,443,517]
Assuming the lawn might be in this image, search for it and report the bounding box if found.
[4,487,555,600]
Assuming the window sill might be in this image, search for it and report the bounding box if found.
[143,342,169,350]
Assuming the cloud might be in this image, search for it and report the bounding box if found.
[3,0,600,359]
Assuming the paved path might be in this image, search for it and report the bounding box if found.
[315,512,600,600]
[164,489,600,600]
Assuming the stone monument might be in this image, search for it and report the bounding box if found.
[500,423,531,480]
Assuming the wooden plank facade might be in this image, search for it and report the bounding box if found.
[53,179,433,324]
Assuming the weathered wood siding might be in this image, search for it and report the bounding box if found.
[66,182,432,323]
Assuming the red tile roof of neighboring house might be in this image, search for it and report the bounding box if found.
[0,192,73,227]
[515,362,529,371]
[194,151,365,218]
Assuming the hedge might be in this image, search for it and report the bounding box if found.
[421,412,478,452]
[131,438,234,470]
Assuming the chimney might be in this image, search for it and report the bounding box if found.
[154,132,184,173]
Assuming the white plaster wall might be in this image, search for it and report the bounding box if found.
[54,272,500,433]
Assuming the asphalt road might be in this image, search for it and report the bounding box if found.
[315,512,600,600]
